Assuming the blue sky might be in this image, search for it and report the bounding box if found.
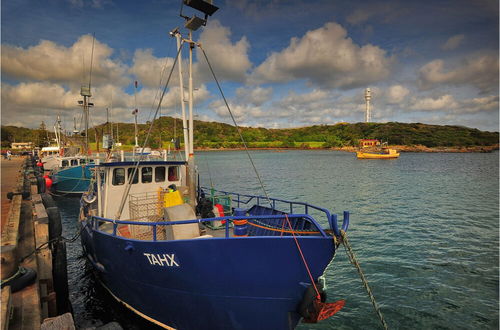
[1,0,499,132]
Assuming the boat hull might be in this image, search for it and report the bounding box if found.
[80,221,336,329]
[52,165,91,194]
[356,151,400,159]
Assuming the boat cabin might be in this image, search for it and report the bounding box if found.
[359,139,380,148]
[93,161,187,220]
[40,146,60,159]
[58,156,94,168]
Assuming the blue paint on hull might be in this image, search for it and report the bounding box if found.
[53,165,91,194]
[80,221,337,329]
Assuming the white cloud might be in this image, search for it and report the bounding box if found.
[346,3,409,25]
[2,82,79,110]
[129,49,178,88]
[197,20,252,83]
[2,34,128,87]
[441,34,465,50]
[386,85,410,104]
[409,94,458,111]
[250,22,393,89]
[418,55,499,93]
[456,95,499,114]
[210,99,265,122]
[235,86,273,106]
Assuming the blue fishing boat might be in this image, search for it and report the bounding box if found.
[79,160,349,329]
[51,156,93,194]
[78,1,351,328]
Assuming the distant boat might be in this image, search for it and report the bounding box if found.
[51,156,94,194]
[134,146,152,155]
[357,148,400,159]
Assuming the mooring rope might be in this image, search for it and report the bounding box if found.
[340,230,389,330]
[19,225,84,263]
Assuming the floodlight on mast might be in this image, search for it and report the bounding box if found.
[180,0,219,31]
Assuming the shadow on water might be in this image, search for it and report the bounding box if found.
[55,195,163,330]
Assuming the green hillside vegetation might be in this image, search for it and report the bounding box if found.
[1,118,498,150]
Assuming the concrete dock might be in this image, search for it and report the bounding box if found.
[1,157,74,329]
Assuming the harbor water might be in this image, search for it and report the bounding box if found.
[56,150,499,329]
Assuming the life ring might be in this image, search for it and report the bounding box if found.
[214,203,226,224]
[82,192,97,204]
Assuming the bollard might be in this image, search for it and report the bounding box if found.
[36,176,46,194]
[46,207,62,241]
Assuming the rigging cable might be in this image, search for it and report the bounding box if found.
[199,46,272,207]
[114,42,184,220]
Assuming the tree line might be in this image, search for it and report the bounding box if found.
[2,117,498,149]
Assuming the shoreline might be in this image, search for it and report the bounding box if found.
[193,144,499,153]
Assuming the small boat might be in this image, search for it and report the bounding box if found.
[356,148,400,159]
[40,146,62,171]
[79,2,350,328]
[51,156,94,194]
[134,146,152,156]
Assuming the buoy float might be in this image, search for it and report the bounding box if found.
[36,161,43,167]
[44,176,53,190]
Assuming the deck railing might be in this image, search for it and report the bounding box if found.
[90,213,329,242]
[200,187,349,236]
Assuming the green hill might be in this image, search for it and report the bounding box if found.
[2,118,498,150]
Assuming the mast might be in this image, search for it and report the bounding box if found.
[187,30,196,206]
[79,86,92,154]
[133,81,139,148]
[179,0,218,207]
[78,33,95,155]
[54,115,62,149]
[172,29,190,160]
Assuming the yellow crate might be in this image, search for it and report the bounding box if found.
[164,190,184,208]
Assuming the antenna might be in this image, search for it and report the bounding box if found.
[79,33,96,154]
[88,33,95,90]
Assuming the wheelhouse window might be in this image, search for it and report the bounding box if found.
[168,166,179,181]
[80,158,86,164]
[155,166,166,182]
[112,168,125,185]
[62,160,69,167]
[127,168,139,184]
[142,167,153,183]
[71,159,78,166]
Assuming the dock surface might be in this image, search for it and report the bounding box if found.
[1,157,24,233]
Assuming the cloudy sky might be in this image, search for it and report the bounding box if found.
[1,0,499,132]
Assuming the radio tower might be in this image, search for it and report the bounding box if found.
[364,88,372,123]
